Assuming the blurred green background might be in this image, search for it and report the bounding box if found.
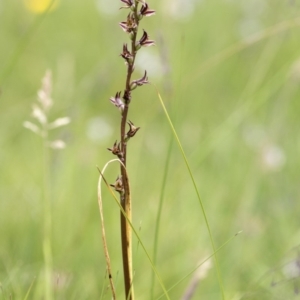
[1,0,300,299]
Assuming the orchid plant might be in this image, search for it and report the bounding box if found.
[104,1,155,299]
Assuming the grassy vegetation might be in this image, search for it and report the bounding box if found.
[1,0,300,299]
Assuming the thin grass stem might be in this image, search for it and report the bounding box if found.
[97,167,117,299]
[42,131,53,300]
[23,277,36,300]
[156,231,242,300]
[150,135,174,299]
[185,16,300,88]
[154,86,225,299]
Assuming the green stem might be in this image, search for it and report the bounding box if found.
[155,88,225,300]
[42,132,53,300]
[150,135,173,299]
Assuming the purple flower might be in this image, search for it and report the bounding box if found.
[136,30,155,49]
[131,71,148,89]
[110,91,124,112]
[139,3,155,17]
[120,44,133,63]
[119,13,137,33]
[120,0,134,9]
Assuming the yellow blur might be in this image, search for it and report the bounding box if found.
[23,0,59,14]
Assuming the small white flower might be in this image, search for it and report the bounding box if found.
[49,140,66,149]
[32,104,47,124]
[48,117,71,129]
[23,121,42,135]
[24,69,70,150]
[38,70,53,111]
[37,90,53,111]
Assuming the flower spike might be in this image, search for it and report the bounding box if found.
[104,1,158,298]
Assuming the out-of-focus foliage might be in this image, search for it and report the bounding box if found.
[1,0,300,299]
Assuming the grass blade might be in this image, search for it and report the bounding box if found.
[153,86,225,299]
[23,277,36,300]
